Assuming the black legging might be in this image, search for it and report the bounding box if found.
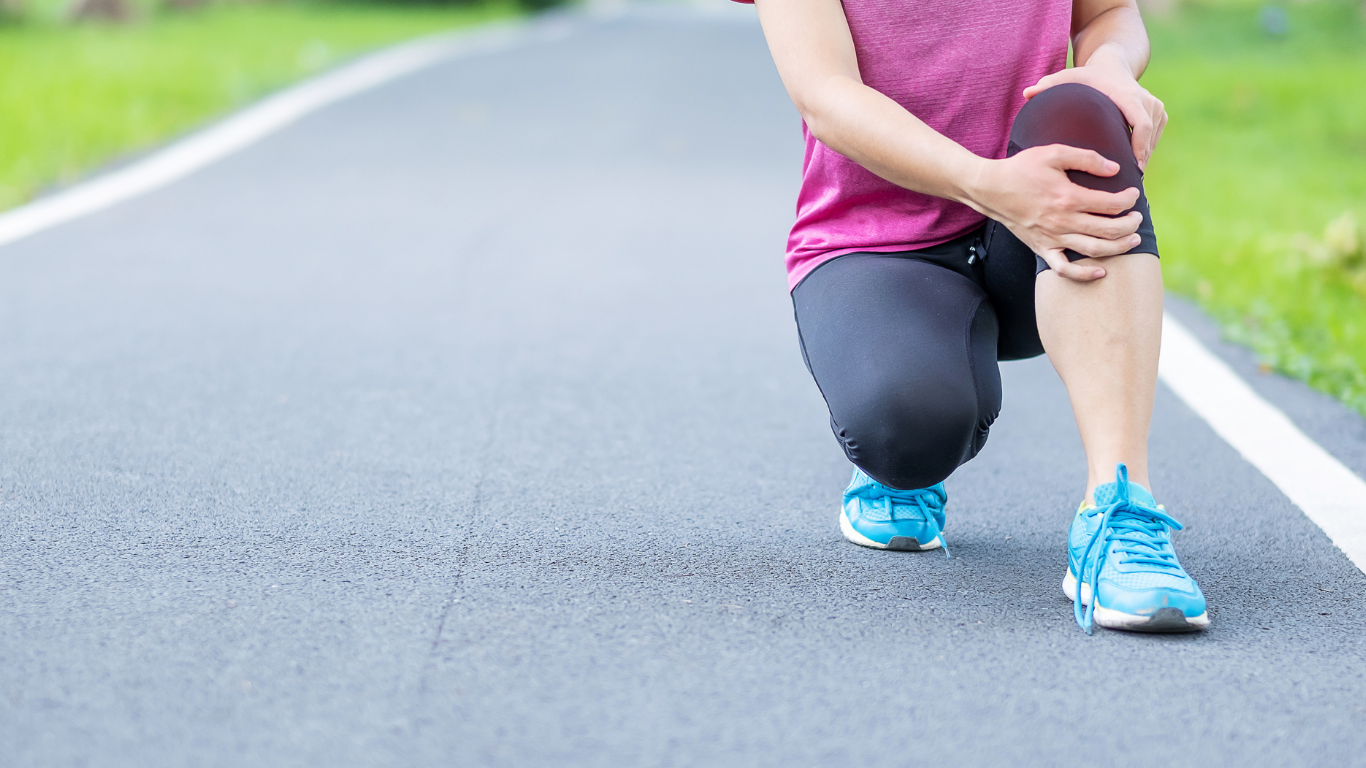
[792,83,1159,491]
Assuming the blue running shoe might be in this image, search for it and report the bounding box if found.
[1064,464,1209,634]
[840,467,948,554]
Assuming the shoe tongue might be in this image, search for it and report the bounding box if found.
[1092,480,1155,508]
[884,483,946,506]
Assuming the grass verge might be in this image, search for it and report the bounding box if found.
[0,0,520,212]
[1142,0,1366,411]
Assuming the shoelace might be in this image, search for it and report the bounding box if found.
[874,487,950,558]
[1074,463,1184,634]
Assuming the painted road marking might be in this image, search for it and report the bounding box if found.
[1161,313,1366,573]
[0,19,542,250]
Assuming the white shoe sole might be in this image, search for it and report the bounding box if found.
[839,510,941,551]
[1062,570,1210,633]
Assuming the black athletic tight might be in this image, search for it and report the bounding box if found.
[792,84,1159,491]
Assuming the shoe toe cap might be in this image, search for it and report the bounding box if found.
[1096,578,1206,618]
[844,504,940,547]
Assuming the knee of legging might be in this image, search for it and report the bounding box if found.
[1010,83,1140,191]
[837,392,979,491]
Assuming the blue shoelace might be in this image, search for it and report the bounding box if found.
[1074,464,1184,633]
[871,486,950,558]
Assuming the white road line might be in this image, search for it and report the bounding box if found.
[0,18,544,250]
[1,8,1361,577]
[1161,312,1366,574]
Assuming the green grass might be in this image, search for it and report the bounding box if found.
[0,0,520,211]
[1141,0,1366,410]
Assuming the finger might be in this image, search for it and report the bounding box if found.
[1065,210,1143,240]
[1039,248,1105,282]
[1151,107,1168,156]
[1112,95,1154,171]
[1130,111,1155,171]
[1022,72,1063,99]
[1073,186,1141,215]
[1047,145,1120,177]
[1060,232,1143,259]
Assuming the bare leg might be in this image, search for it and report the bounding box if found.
[1035,252,1163,502]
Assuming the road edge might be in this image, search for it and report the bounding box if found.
[1160,309,1366,574]
[0,14,570,250]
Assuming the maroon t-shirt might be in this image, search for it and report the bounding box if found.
[735,0,1072,288]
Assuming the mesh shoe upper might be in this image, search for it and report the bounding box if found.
[843,467,947,551]
[1067,464,1206,633]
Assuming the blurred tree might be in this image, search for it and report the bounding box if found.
[69,0,133,21]
[0,0,23,21]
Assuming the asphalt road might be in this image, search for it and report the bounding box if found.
[3,6,1365,766]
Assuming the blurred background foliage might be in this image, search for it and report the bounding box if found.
[0,0,1363,416]
[1141,0,1366,412]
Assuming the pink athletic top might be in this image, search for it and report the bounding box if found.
[734,0,1072,289]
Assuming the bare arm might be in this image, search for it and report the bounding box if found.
[754,0,1143,281]
[1073,0,1150,75]
[1025,0,1167,169]
[753,0,990,208]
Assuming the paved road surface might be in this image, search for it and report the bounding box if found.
[3,7,1364,766]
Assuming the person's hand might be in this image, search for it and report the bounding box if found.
[964,148,1142,282]
[1023,61,1167,172]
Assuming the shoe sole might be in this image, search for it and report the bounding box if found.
[839,510,941,551]
[1062,570,1210,633]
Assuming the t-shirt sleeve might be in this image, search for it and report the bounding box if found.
[730,0,754,4]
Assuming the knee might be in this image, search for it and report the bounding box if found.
[1013,83,1127,149]
[837,388,982,491]
[1011,83,1139,192]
